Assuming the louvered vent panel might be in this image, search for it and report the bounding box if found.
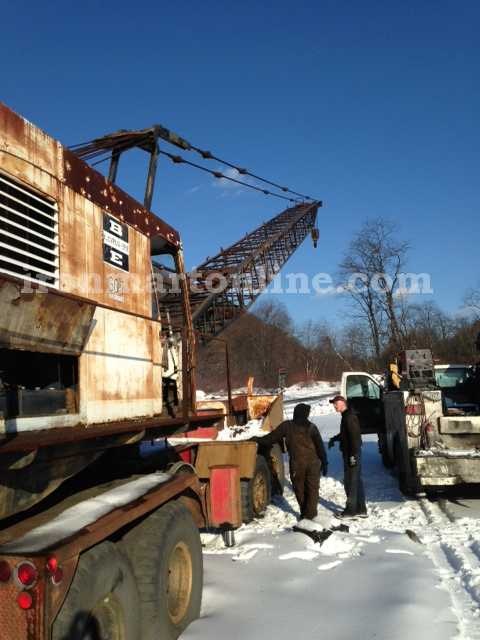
[0,173,59,287]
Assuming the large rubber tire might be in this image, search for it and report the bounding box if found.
[52,541,140,640]
[241,455,272,523]
[121,500,203,640]
[269,444,285,496]
[394,440,417,496]
[378,434,394,469]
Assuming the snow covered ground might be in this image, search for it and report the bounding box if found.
[183,400,480,640]
[283,380,338,401]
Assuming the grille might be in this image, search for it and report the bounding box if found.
[0,172,59,287]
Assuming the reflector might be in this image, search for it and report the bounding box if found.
[46,556,58,573]
[17,591,33,610]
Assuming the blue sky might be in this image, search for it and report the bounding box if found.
[1,0,479,327]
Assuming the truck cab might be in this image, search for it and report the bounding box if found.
[341,360,480,493]
[339,371,385,435]
[434,364,479,416]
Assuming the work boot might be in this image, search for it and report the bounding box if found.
[335,509,357,520]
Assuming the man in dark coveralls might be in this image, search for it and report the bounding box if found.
[328,395,368,519]
[251,403,328,521]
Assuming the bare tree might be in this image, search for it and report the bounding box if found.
[464,286,480,320]
[296,320,345,380]
[339,218,409,355]
[401,301,452,351]
[296,320,323,380]
[339,323,372,369]
[253,298,292,332]
[251,299,297,386]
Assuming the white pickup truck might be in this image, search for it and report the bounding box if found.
[340,364,480,494]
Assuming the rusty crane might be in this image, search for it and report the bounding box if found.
[71,125,321,341]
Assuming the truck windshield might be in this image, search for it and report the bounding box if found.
[435,367,473,389]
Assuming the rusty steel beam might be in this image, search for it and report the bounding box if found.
[71,126,191,211]
[166,202,320,341]
[0,411,224,454]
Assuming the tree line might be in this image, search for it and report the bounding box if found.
[197,218,480,391]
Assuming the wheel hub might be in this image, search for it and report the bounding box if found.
[167,541,193,625]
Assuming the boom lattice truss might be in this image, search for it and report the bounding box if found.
[166,202,320,341]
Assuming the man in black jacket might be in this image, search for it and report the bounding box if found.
[328,395,367,518]
[251,403,328,521]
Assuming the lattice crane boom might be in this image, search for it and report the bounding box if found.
[166,201,321,341]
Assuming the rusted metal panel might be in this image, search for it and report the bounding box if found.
[0,565,29,639]
[194,441,257,479]
[0,102,180,251]
[80,307,161,422]
[196,399,228,415]
[60,186,152,317]
[0,555,45,640]
[0,103,62,200]
[0,101,180,321]
[0,276,95,354]
[63,147,180,247]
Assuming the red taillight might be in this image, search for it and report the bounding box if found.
[16,562,38,588]
[17,591,33,610]
[405,404,422,415]
[0,560,11,583]
[46,556,58,574]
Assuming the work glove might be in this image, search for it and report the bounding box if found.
[348,455,357,467]
[328,438,336,449]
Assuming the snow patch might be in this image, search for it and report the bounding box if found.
[318,560,343,571]
[319,532,362,557]
[232,548,259,562]
[279,550,319,561]
[216,419,265,441]
[0,473,171,554]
